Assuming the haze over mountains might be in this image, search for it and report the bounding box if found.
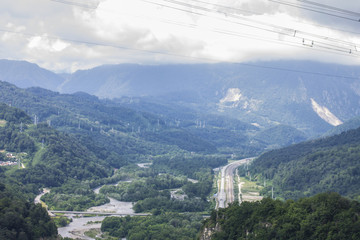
[1,59,360,138]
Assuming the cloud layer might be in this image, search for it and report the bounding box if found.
[1,0,359,72]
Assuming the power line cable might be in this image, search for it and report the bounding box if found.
[49,0,360,56]
[188,0,360,35]
[269,0,360,22]
[2,28,359,80]
[50,0,98,9]
[8,0,356,78]
[148,0,359,55]
[163,0,358,48]
[296,0,360,18]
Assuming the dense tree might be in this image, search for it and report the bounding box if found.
[251,127,360,200]
[202,192,360,240]
[0,183,58,239]
[101,212,203,240]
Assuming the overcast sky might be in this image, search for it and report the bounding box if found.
[1,0,359,72]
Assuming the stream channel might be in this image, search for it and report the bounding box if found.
[55,181,134,239]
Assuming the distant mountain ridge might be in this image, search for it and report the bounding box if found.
[0,59,64,90]
[1,59,360,137]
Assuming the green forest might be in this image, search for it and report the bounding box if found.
[203,192,360,240]
[0,101,223,238]
[1,81,360,239]
[250,127,360,200]
[101,212,203,240]
[0,182,57,239]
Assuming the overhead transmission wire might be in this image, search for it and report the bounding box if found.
[142,2,357,58]
[154,0,359,56]
[10,0,356,80]
[142,0,356,57]
[50,0,98,9]
[49,0,360,57]
[146,0,359,54]
[188,0,360,36]
[95,0,352,58]
[3,26,359,80]
[297,0,360,17]
[48,0,359,57]
[139,0,360,57]
[269,0,360,22]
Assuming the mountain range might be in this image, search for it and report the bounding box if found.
[1,59,360,138]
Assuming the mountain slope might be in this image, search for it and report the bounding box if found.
[0,81,223,156]
[251,127,360,200]
[0,59,63,90]
[201,192,360,240]
[2,60,360,137]
[253,124,307,149]
[59,61,360,136]
[0,103,111,186]
[324,116,360,137]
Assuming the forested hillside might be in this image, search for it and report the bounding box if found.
[0,98,226,238]
[2,80,360,239]
[0,181,58,239]
[250,127,360,200]
[0,81,222,157]
[0,104,61,239]
[0,103,113,212]
[324,116,360,137]
[201,192,360,240]
[0,80,305,159]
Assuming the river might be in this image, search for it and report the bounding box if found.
[48,182,135,239]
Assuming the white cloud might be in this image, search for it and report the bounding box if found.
[0,0,359,72]
[27,35,69,52]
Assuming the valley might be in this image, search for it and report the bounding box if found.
[0,62,360,239]
[2,0,360,238]
[216,159,248,209]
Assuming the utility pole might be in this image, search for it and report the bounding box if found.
[272,187,274,199]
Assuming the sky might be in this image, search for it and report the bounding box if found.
[0,0,359,72]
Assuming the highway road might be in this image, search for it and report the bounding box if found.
[215,158,250,209]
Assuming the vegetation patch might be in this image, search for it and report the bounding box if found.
[251,127,360,200]
[0,120,6,127]
[101,212,203,240]
[52,216,72,227]
[84,228,101,238]
[203,192,360,240]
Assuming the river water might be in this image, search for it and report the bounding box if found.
[55,183,135,239]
